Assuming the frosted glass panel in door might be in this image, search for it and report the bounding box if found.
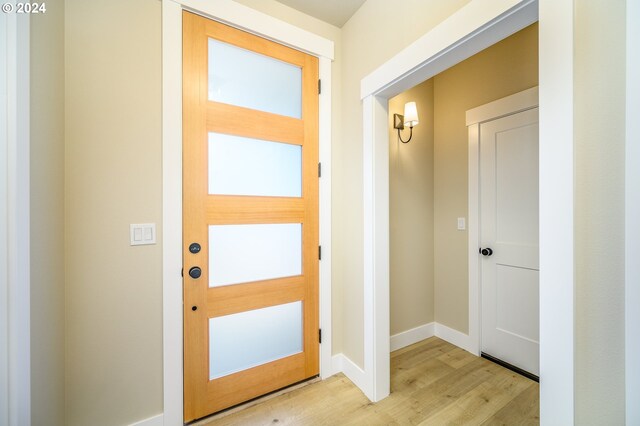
[208,39,302,118]
[209,223,302,287]
[208,133,302,197]
[209,301,303,379]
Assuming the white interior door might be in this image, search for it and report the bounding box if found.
[480,107,539,377]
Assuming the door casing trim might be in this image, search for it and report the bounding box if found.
[626,0,640,422]
[162,1,334,423]
[360,0,577,423]
[359,0,541,404]
[1,11,31,426]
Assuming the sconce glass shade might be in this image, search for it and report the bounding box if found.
[403,102,419,127]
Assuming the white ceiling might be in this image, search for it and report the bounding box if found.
[274,0,366,27]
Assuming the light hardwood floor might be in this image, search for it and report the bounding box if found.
[196,337,539,425]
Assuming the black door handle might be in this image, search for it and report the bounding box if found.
[480,248,493,256]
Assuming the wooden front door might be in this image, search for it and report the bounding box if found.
[182,11,319,422]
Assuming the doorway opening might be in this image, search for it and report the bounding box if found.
[362,0,575,422]
[387,23,539,393]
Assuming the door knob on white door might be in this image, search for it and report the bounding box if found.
[480,247,493,256]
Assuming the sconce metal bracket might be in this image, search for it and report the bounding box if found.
[393,113,405,130]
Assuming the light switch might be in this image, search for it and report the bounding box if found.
[457,217,466,230]
[130,223,157,246]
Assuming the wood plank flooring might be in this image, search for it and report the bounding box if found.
[195,337,539,425]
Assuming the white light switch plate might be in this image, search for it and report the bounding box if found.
[457,217,466,230]
[130,223,156,245]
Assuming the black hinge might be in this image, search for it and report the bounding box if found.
[181,268,183,277]
[319,328,322,344]
[319,245,322,260]
[318,162,322,178]
[318,79,321,94]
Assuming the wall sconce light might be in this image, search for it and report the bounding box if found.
[393,101,419,143]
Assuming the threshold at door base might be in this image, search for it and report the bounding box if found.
[188,376,320,425]
[481,352,539,383]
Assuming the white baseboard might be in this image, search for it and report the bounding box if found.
[129,413,163,426]
[331,353,343,376]
[434,323,475,354]
[387,321,475,355]
[390,322,435,351]
[331,323,474,403]
[332,353,369,393]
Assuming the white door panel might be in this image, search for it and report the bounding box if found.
[493,242,539,271]
[480,107,539,376]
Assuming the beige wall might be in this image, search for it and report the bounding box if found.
[574,0,626,422]
[340,0,472,367]
[64,1,163,424]
[388,80,435,335]
[30,0,65,424]
[433,23,538,333]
